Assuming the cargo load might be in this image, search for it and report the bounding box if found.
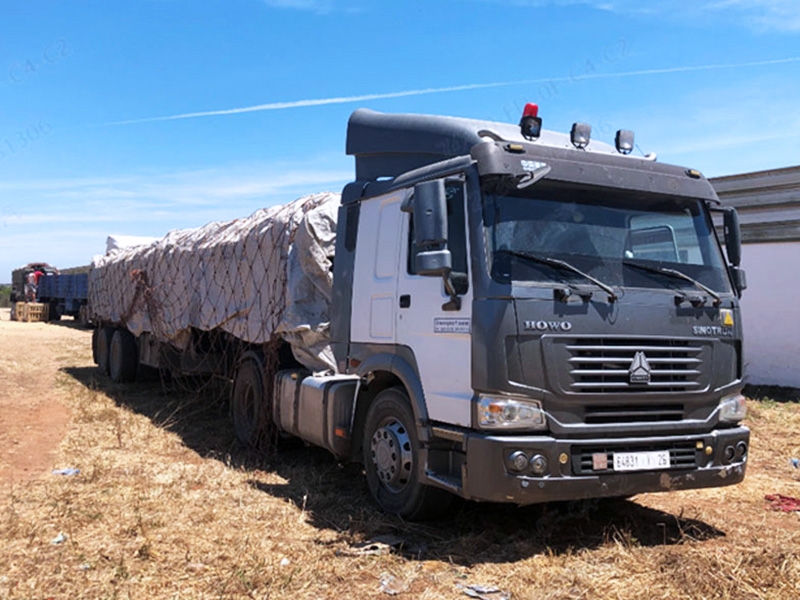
[89,192,339,372]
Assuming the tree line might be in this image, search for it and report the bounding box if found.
[0,284,11,308]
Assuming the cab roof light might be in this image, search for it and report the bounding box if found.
[615,129,634,155]
[570,122,591,149]
[520,103,542,141]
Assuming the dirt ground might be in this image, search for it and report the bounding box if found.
[0,308,75,486]
[1,307,799,599]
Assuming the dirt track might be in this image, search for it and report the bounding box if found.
[0,308,88,486]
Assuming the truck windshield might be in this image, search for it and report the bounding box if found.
[482,180,732,294]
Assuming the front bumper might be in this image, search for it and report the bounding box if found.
[457,426,749,504]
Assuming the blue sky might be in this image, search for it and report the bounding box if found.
[1,0,799,280]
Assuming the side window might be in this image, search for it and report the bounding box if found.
[628,210,704,264]
[408,179,469,293]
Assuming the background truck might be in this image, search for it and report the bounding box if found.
[90,105,750,519]
[37,267,90,323]
[9,262,58,321]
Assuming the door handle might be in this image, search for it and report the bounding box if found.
[399,294,411,308]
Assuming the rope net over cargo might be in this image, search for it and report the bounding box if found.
[89,192,340,375]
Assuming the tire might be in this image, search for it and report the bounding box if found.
[109,328,138,383]
[232,356,266,447]
[363,387,452,520]
[94,327,114,374]
[77,305,89,328]
[48,302,61,322]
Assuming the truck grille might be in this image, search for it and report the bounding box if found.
[564,337,704,394]
[572,441,698,475]
[584,403,684,423]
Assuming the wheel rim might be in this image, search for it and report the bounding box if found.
[370,418,413,493]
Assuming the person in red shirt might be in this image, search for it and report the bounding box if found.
[25,269,44,302]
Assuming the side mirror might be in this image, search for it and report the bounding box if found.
[412,180,452,277]
[730,266,747,295]
[723,208,742,267]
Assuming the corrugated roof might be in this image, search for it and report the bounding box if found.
[710,166,800,243]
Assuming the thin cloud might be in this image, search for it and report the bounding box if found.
[1,163,351,229]
[105,56,800,126]
[261,0,363,12]
[0,166,350,204]
[480,0,800,31]
[105,82,525,125]
[0,160,353,276]
[706,0,800,31]
[618,75,800,175]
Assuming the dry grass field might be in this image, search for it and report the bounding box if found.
[1,308,799,599]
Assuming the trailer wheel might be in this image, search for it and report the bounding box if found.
[109,329,138,383]
[77,305,89,328]
[94,327,114,374]
[363,387,452,520]
[232,355,265,447]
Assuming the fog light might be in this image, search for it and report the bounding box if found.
[530,454,548,475]
[509,451,529,472]
[724,445,735,462]
[736,441,748,459]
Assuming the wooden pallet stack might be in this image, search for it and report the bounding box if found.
[15,302,50,322]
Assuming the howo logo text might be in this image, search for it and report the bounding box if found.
[523,320,573,332]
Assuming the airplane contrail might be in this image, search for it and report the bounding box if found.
[106,56,800,126]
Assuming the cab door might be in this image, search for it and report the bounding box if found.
[395,179,473,427]
[349,190,405,345]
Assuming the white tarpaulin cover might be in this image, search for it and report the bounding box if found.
[105,234,159,254]
[89,192,340,372]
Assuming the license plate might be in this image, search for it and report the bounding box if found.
[613,450,670,472]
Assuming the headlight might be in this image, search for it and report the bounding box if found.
[719,393,747,423]
[478,395,547,431]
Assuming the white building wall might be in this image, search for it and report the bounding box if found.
[740,242,800,387]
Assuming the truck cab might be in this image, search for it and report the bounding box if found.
[328,107,749,518]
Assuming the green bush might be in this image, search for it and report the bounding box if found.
[0,284,11,308]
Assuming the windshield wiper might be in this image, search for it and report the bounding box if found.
[498,250,618,302]
[622,260,722,306]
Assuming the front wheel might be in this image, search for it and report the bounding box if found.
[363,387,452,520]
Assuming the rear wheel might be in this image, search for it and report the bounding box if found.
[48,302,61,321]
[363,386,452,520]
[94,327,114,375]
[109,329,138,383]
[232,355,266,447]
[77,305,90,327]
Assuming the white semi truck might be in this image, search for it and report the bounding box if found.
[91,105,749,519]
